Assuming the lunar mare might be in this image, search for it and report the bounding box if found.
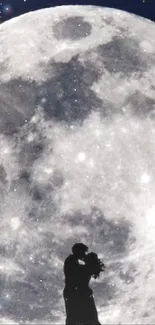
[0,4,155,324]
[53,16,92,40]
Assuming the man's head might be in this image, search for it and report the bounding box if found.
[72,243,88,259]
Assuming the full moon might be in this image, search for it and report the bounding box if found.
[1,5,155,324]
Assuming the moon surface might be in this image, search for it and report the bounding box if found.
[0,4,155,324]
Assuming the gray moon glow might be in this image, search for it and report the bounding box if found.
[1,4,155,324]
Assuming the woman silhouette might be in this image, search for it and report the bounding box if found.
[63,243,105,325]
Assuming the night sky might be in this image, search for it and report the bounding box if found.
[0,0,155,24]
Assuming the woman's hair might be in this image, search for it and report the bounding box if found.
[85,252,106,279]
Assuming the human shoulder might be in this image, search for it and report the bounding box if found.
[64,254,75,264]
[64,254,76,273]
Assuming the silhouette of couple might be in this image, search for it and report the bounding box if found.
[63,243,105,325]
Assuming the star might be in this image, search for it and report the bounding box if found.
[2,4,13,16]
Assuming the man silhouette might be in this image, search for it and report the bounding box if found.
[63,243,102,325]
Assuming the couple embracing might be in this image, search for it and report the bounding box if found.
[63,243,105,325]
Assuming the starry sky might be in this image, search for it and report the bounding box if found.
[0,0,155,24]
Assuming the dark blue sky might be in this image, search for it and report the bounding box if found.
[0,0,155,23]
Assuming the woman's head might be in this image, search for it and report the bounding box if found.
[85,252,105,278]
[85,252,98,263]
